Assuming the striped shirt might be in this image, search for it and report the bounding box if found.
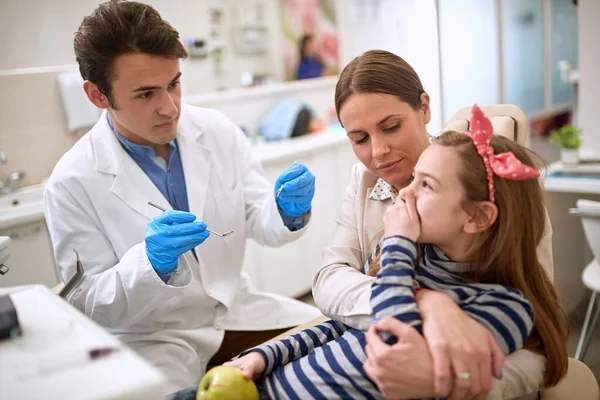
[242,236,534,399]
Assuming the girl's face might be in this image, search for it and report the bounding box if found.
[398,144,472,251]
[339,92,431,189]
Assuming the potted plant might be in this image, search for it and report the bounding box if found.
[549,124,582,165]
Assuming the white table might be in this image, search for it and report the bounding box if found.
[0,285,167,400]
[544,162,600,314]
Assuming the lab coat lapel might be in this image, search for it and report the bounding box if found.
[177,114,211,221]
[91,112,170,221]
[112,156,169,220]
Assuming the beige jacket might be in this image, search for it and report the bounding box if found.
[312,162,554,399]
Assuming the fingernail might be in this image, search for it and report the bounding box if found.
[371,318,379,324]
[500,368,504,378]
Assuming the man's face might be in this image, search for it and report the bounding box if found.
[105,53,182,145]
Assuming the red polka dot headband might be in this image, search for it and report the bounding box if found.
[465,104,540,203]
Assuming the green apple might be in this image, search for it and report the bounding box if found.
[196,366,260,400]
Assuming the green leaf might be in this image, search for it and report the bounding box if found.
[548,124,582,149]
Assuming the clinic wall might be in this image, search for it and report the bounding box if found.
[0,0,283,94]
[0,65,337,187]
[577,0,600,158]
[0,67,84,188]
[335,0,444,134]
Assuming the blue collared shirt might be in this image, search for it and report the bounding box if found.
[108,114,308,234]
[107,115,189,213]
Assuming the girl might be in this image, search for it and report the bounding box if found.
[225,105,568,399]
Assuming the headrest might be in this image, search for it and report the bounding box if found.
[443,104,529,146]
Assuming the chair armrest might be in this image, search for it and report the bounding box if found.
[539,358,599,400]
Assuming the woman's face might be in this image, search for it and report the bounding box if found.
[340,92,431,188]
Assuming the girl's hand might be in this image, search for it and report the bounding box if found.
[384,190,420,241]
[223,352,266,380]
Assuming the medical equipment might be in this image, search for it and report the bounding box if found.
[0,236,10,275]
[1,285,167,399]
[147,202,233,237]
[58,249,85,299]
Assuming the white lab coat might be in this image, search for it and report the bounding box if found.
[44,105,321,393]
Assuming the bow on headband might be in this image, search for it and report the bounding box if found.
[465,104,540,203]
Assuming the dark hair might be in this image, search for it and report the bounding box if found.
[74,0,187,107]
[299,34,313,61]
[291,107,311,138]
[334,50,425,123]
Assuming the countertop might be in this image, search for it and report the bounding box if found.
[0,285,166,400]
[544,161,600,194]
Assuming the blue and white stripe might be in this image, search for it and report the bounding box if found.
[241,236,534,399]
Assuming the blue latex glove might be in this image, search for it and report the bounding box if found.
[145,210,210,274]
[275,163,315,217]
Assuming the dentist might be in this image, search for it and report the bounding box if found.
[44,0,320,393]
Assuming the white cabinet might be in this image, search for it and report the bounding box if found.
[245,131,357,298]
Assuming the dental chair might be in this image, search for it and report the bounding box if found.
[571,199,600,363]
[270,105,598,399]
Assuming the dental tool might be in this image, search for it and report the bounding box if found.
[58,249,85,299]
[147,201,234,237]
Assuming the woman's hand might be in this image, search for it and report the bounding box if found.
[416,290,504,399]
[223,352,266,380]
[364,317,436,399]
[383,190,420,241]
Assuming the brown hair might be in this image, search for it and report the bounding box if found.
[369,131,568,387]
[334,50,425,122]
[74,0,188,107]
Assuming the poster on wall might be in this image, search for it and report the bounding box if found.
[279,0,340,81]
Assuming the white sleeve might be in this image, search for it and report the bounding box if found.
[44,177,192,329]
[487,349,545,399]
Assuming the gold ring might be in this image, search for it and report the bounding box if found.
[456,372,471,380]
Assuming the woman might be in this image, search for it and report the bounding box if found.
[312,50,559,399]
[297,34,323,80]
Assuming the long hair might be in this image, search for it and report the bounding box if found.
[368,131,569,387]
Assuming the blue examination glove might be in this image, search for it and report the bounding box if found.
[145,210,210,274]
[275,163,315,217]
